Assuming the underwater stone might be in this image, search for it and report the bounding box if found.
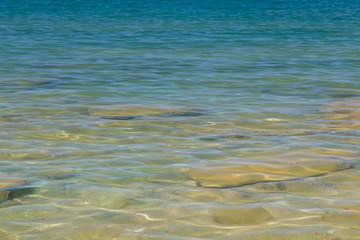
[102,116,139,120]
[320,99,360,129]
[8,187,38,199]
[145,173,189,184]
[91,105,205,122]
[81,190,127,209]
[176,188,223,201]
[323,209,360,225]
[90,105,203,116]
[213,206,273,225]
[230,226,343,240]
[0,229,17,240]
[101,110,204,120]
[186,161,352,188]
[0,179,28,203]
[0,191,9,202]
[200,134,249,141]
[34,169,77,180]
[0,179,27,189]
[160,110,203,117]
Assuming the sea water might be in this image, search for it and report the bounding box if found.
[0,0,360,239]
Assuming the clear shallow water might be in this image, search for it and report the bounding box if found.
[1,0,360,239]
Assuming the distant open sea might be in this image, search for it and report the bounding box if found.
[1,0,360,239]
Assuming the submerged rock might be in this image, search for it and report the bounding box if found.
[186,161,352,188]
[320,99,360,129]
[230,226,346,240]
[8,186,38,199]
[323,209,360,226]
[160,110,203,117]
[199,134,249,141]
[0,191,8,202]
[0,229,17,240]
[102,116,140,120]
[90,105,204,120]
[68,226,123,240]
[34,169,77,180]
[213,206,273,225]
[0,179,33,203]
[175,188,223,201]
[0,179,27,190]
[81,189,127,209]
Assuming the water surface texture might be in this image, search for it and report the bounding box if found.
[1,0,360,239]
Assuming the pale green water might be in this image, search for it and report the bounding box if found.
[1,0,360,239]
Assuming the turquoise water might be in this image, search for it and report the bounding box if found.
[1,1,360,239]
